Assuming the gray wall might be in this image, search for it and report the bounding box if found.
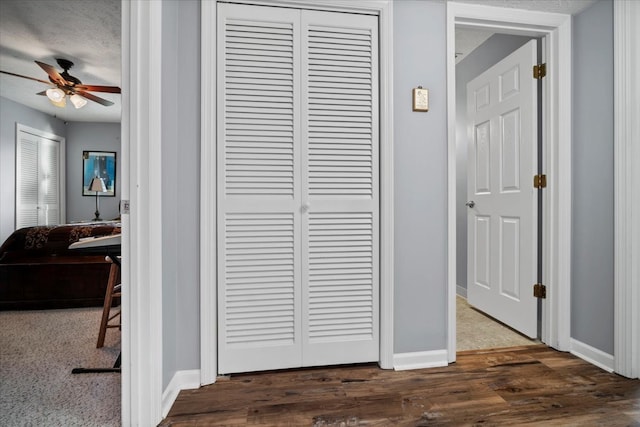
[571,0,614,354]
[155,0,451,384]
[65,122,121,222]
[455,34,531,296]
[393,0,448,353]
[0,1,616,390]
[161,0,201,388]
[156,1,452,380]
[153,0,615,385]
[0,97,66,243]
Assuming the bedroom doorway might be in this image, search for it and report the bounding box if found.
[0,0,123,424]
[446,2,574,361]
[455,33,542,351]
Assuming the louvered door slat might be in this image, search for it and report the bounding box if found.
[220,210,300,367]
[306,212,375,345]
[221,6,298,200]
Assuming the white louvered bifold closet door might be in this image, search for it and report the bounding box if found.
[16,131,61,228]
[217,3,378,374]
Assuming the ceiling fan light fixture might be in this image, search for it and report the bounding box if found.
[70,94,87,109]
[2,58,121,110]
[49,97,66,108]
[46,87,65,103]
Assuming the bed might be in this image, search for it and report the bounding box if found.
[0,222,121,310]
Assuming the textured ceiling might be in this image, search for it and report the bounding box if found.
[0,0,121,123]
[0,0,598,123]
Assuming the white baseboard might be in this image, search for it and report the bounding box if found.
[161,369,201,417]
[570,338,614,373]
[456,285,467,298]
[393,350,449,371]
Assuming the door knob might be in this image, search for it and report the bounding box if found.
[301,203,311,213]
[465,200,475,208]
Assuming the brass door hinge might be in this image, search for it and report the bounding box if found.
[534,174,547,189]
[533,283,547,299]
[533,63,547,79]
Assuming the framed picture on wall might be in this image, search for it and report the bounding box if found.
[83,151,116,196]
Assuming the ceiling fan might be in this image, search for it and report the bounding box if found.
[0,58,120,109]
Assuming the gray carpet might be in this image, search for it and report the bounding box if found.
[0,307,120,427]
[457,295,538,351]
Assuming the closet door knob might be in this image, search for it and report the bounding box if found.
[465,200,475,208]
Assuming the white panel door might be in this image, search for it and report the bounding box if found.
[217,3,379,374]
[466,40,538,338]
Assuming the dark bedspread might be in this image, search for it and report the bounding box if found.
[0,222,121,263]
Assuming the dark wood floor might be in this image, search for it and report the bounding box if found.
[161,345,640,426]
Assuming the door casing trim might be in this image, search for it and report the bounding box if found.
[613,0,640,379]
[121,0,165,425]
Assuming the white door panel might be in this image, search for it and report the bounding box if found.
[467,40,538,338]
[301,10,379,366]
[217,4,302,374]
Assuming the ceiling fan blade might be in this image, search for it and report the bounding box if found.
[1,70,52,85]
[76,90,114,106]
[75,84,121,93]
[35,60,67,85]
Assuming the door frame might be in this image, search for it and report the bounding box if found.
[199,0,394,385]
[613,0,640,379]
[121,0,165,425]
[446,2,573,361]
